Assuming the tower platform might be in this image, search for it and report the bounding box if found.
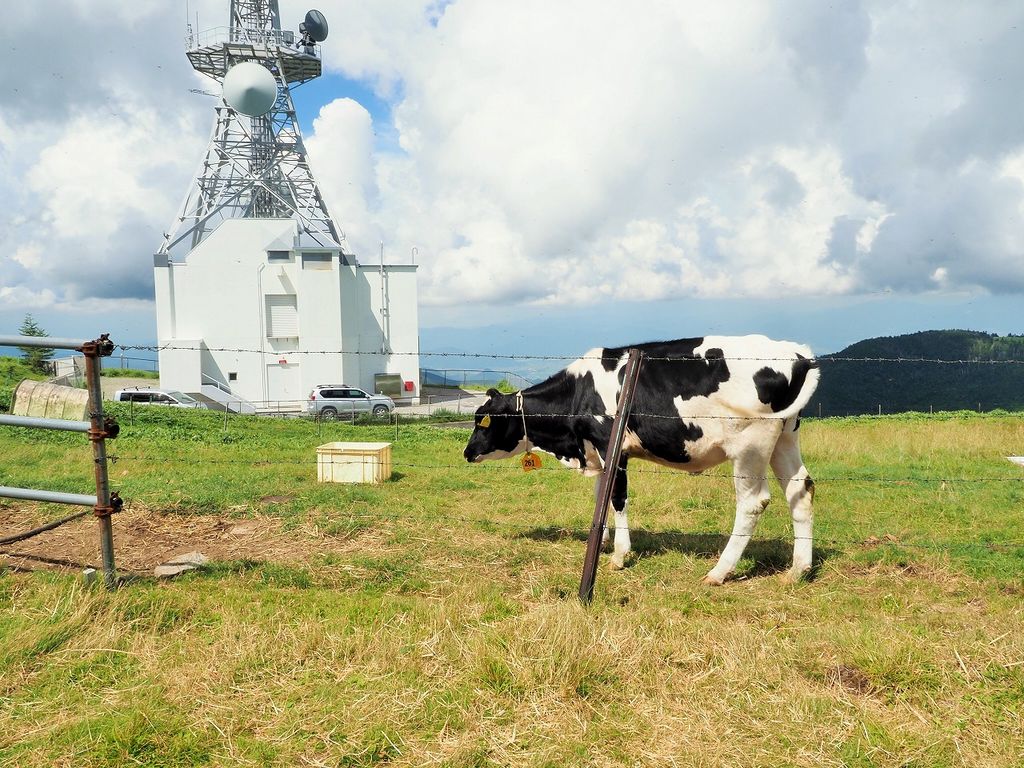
[186,27,322,84]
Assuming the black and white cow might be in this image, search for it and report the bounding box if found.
[463,335,820,584]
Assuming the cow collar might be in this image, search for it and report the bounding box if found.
[515,390,532,452]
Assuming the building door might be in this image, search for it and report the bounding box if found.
[266,362,301,405]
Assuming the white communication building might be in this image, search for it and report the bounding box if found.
[153,1,419,411]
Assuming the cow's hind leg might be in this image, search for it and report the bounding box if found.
[770,418,815,583]
[703,448,772,586]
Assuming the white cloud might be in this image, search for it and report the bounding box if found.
[305,98,379,251]
[4,0,1024,327]
[0,0,209,312]
[30,104,195,241]
[12,244,42,270]
[302,0,1024,313]
[0,285,58,309]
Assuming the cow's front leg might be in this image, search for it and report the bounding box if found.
[608,458,631,570]
[597,480,613,553]
[703,452,771,585]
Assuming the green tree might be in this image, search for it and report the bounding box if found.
[17,314,54,374]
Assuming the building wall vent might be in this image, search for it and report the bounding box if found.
[302,252,333,270]
[266,294,299,338]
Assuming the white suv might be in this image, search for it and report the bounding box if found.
[114,387,207,409]
[307,385,395,420]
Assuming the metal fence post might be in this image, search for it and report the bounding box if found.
[83,335,119,589]
[579,348,643,604]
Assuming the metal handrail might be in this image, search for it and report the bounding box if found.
[420,368,535,390]
[0,415,91,433]
[201,372,233,394]
[0,486,98,507]
[185,26,318,56]
[0,335,101,350]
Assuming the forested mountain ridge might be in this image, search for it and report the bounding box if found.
[806,330,1024,416]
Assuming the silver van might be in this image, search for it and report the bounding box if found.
[307,385,395,420]
[114,387,207,409]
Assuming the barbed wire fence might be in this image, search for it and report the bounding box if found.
[114,340,1024,363]
[107,342,1024,420]
[2,343,1023,577]
[3,455,1023,571]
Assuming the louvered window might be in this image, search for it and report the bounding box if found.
[266,294,298,338]
[302,252,332,270]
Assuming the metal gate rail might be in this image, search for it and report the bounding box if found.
[0,334,122,588]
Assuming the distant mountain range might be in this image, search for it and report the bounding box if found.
[805,330,1024,416]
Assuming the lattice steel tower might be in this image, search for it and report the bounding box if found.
[159,1,340,257]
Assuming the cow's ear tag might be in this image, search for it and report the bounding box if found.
[479,415,491,428]
[521,451,542,472]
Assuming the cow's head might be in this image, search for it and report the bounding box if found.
[463,389,528,463]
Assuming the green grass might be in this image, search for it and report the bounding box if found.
[1,410,1023,766]
[101,368,159,379]
[0,357,46,411]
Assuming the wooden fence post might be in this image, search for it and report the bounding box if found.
[579,348,643,604]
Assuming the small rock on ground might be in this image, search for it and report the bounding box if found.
[154,550,209,579]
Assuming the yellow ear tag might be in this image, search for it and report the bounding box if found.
[479,415,491,428]
[521,451,542,472]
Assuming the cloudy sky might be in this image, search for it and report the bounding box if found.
[1,0,1022,365]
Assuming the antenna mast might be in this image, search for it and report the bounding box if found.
[160,0,341,257]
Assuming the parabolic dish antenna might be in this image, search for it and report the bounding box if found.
[222,62,278,117]
[300,9,329,42]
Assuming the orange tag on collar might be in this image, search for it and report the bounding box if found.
[521,451,542,472]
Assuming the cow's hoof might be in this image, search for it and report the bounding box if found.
[781,566,811,585]
[701,573,725,587]
[610,552,634,573]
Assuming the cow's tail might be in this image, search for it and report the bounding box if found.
[774,354,820,421]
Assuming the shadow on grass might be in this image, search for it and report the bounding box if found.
[516,526,835,580]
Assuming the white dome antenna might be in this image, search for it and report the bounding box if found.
[222,61,278,117]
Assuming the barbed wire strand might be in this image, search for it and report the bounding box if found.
[4,451,1021,484]
[80,406,1024,423]
[63,453,1024,483]
[4,495,1022,558]
[113,343,1024,366]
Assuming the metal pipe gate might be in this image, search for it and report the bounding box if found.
[0,334,122,588]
